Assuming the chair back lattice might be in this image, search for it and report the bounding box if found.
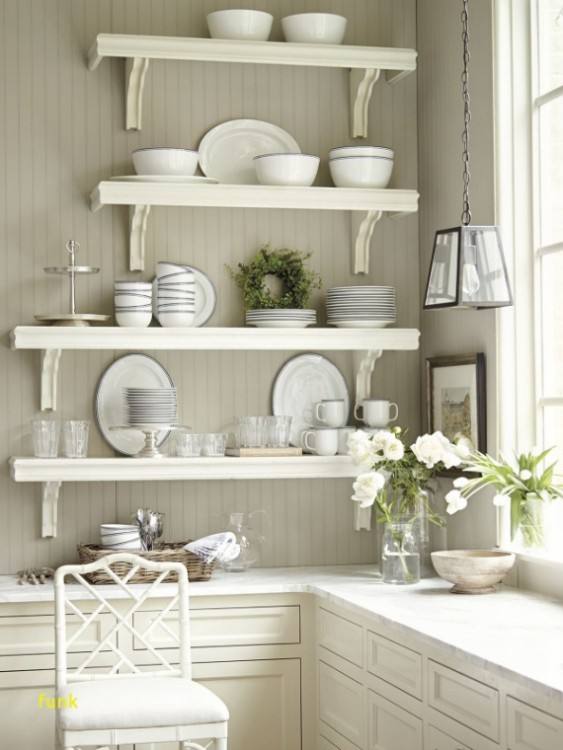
[54,553,191,691]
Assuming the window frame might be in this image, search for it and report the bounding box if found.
[494,0,563,589]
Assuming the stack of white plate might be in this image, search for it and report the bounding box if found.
[114,281,153,327]
[124,387,178,427]
[100,523,142,550]
[245,309,317,328]
[328,145,394,188]
[326,286,397,328]
[156,261,195,327]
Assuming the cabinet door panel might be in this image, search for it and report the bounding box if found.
[507,696,563,750]
[319,608,364,667]
[195,659,301,750]
[0,671,55,750]
[428,660,499,741]
[367,688,422,750]
[427,724,470,750]
[367,630,422,699]
[319,661,364,747]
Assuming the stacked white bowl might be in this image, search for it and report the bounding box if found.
[207,9,273,41]
[253,153,320,186]
[156,261,196,327]
[132,147,199,177]
[281,13,347,44]
[100,523,142,550]
[114,280,153,327]
[329,146,395,188]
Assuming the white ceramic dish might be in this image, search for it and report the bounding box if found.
[327,320,395,328]
[281,13,347,44]
[111,175,217,184]
[329,155,394,188]
[115,311,152,327]
[329,146,394,160]
[158,311,196,328]
[199,119,301,184]
[431,550,516,594]
[253,153,319,186]
[152,265,216,326]
[207,9,273,41]
[272,353,350,446]
[157,261,195,279]
[132,148,199,176]
[95,354,176,456]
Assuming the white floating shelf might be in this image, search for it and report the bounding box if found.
[90,182,419,272]
[10,456,362,483]
[10,455,362,538]
[11,325,420,352]
[87,33,417,134]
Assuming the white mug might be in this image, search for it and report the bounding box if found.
[314,399,347,428]
[301,429,338,456]
[354,399,399,428]
[337,426,355,455]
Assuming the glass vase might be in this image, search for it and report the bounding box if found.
[221,512,261,572]
[514,493,544,549]
[381,519,420,585]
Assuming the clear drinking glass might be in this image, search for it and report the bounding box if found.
[62,420,90,458]
[236,417,265,448]
[175,431,203,457]
[202,433,227,457]
[32,418,61,458]
[264,416,292,448]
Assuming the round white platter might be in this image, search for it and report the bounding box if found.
[272,353,350,446]
[198,118,301,184]
[96,354,176,456]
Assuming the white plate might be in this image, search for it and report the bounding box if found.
[272,354,349,445]
[327,320,395,328]
[198,119,301,184]
[153,265,216,326]
[96,354,176,456]
[111,175,218,184]
[247,320,316,328]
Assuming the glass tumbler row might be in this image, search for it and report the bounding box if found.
[237,416,292,449]
[32,419,90,458]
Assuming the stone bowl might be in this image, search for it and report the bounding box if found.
[431,549,516,594]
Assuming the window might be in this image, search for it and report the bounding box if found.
[496,0,563,559]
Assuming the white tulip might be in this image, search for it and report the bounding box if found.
[445,489,468,515]
[520,469,532,481]
[453,476,470,488]
[383,437,405,461]
[411,432,461,469]
[371,430,394,452]
[348,430,375,466]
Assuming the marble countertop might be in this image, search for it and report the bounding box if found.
[1,565,563,702]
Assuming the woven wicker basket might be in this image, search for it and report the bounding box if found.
[77,542,215,584]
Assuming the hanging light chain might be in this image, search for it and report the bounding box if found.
[461,0,472,226]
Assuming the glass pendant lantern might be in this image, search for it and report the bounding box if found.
[423,0,513,310]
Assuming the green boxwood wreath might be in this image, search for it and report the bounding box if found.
[227,245,321,310]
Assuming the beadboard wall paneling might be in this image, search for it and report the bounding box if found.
[0,0,418,572]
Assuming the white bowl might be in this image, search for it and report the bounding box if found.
[329,145,394,160]
[157,261,194,278]
[207,9,273,41]
[329,155,394,188]
[115,310,153,328]
[159,311,195,327]
[431,550,516,594]
[281,13,347,44]
[100,530,140,542]
[114,281,152,290]
[114,293,152,307]
[101,539,143,550]
[254,153,320,186]
[100,523,137,533]
[158,290,195,299]
[132,148,199,176]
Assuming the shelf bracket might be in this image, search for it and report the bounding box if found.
[125,57,150,130]
[130,204,151,271]
[350,68,381,139]
[352,349,382,532]
[41,349,62,411]
[41,481,61,538]
[352,210,383,274]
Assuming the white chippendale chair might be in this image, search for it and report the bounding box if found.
[54,553,228,750]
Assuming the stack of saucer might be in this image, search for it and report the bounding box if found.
[326,286,397,328]
[124,387,178,427]
[245,309,317,328]
[156,261,195,327]
[114,281,153,327]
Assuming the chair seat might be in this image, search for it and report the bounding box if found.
[59,677,229,731]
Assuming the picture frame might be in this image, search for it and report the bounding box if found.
[426,353,487,454]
